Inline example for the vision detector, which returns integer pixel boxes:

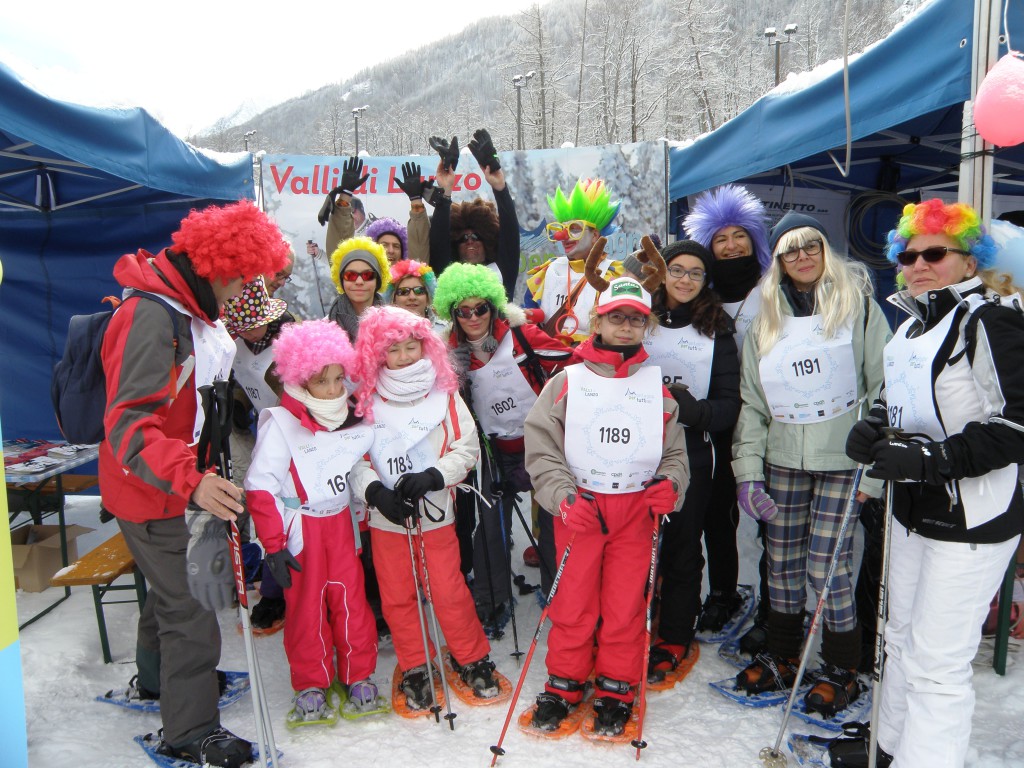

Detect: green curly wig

[547,178,621,235]
[432,262,508,320]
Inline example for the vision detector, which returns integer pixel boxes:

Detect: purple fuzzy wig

[682,185,772,273]
[352,305,458,421]
[365,217,408,259]
[272,319,356,387]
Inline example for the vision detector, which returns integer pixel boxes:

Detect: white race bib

[232,339,278,413]
[468,332,539,439]
[723,289,761,356]
[538,257,615,338]
[642,324,714,400]
[368,389,449,489]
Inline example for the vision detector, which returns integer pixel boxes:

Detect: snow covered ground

[15,496,1024,767]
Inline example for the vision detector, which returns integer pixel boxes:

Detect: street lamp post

[764,24,798,86]
[511,71,535,150]
[352,105,369,155]
[243,130,257,152]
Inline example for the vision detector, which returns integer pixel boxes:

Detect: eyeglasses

[603,311,647,328]
[453,303,491,319]
[342,269,377,283]
[895,245,970,266]
[395,286,427,297]
[545,220,594,242]
[271,273,292,285]
[778,239,823,263]
[667,265,706,282]
[457,232,481,244]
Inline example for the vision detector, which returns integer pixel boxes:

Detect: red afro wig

[171,201,290,282]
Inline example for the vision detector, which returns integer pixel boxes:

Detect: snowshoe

[99,671,249,713]
[803,664,863,718]
[787,722,893,767]
[794,672,872,731]
[285,686,339,729]
[478,601,512,640]
[709,654,808,707]
[149,726,255,768]
[443,647,512,705]
[517,687,592,739]
[339,678,390,719]
[249,596,285,635]
[696,585,756,644]
[646,641,701,691]
[580,697,640,743]
[392,662,446,718]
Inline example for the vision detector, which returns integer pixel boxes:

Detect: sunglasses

[778,239,823,263]
[342,269,377,283]
[545,220,594,242]
[457,232,482,244]
[453,303,491,319]
[895,245,970,266]
[395,286,427,297]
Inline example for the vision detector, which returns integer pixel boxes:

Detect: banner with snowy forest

[262,142,669,318]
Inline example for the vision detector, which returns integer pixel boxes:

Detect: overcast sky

[2,1,544,138]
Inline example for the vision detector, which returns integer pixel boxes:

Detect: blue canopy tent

[0,61,255,440]
[668,0,1024,230]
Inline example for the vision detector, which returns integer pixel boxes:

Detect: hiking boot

[250,597,285,630]
[532,691,570,731]
[400,665,433,710]
[162,726,253,768]
[736,652,799,694]
[292,687,330,721]
[592,696,632,736]
[126,674,160,701]
[346,679,380,713]
[804,664,862,718]
[647,642,688,684]
[697,590,744,633]
[738,618,769,658]
[452,653,500,698]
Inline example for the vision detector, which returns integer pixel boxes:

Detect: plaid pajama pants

[764,464,860,633]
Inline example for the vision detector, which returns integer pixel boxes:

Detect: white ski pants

[877,520,1019,768]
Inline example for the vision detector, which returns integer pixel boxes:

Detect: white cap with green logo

[595,276,652,315]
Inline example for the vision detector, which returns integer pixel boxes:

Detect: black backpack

[51,292,178,444]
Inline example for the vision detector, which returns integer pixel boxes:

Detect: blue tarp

[0,61,255,440]
[669,0,1024,200]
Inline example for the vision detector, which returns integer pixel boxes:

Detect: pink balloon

[976,53,1024,147]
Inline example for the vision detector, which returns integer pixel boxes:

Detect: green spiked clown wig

[547,178,621,236]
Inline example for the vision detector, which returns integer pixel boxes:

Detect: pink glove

[737,481,779,522]
[558,493,601,533]
[643,478,678,515]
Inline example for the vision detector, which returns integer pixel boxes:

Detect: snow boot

[292,687,331,721]
[698,590,744,633]
[822,723,894,768]
[250,596,285,630]
[162,725,253,768]
[592,696,632,737]
[736,652,799,694]
[804,664,861,718]
[647,641,687,684]
[531,691,571,731]
[125,674,160,701]
[451,653,500,699]
[738,618,769,657]
[346,679,380,712]
[400,665,433,710]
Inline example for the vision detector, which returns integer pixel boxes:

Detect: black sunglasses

[457,232,481,244]
[453,303,491,319]
[895,246,970,266]
[395,286,427,297]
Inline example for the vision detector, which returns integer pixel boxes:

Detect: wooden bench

[51,531,147,663]
[7,473,99,524]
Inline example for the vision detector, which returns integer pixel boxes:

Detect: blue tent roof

[0,61,255,440]
[668,0,1023,200]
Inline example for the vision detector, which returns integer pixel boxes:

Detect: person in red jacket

[100,202,289,768]
[523,276,689,737]
[433,262,573,625]
[244,319,384,725]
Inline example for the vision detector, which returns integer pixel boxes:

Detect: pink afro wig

[170,201,290,282]
[272,319,356,387]
[886,198,997,268]
[352,305,458,420]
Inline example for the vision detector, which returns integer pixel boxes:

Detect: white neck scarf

[376,358,436,402]
[284,382,349,430]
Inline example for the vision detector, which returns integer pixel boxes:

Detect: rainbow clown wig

[683,184,773,273]
[330,236,391,295]
[352,306,458,420]
[547,178,621,236]
[432,262,508,320]
[886,199,998,269]
[384,260,437,303]
[272,319,356,387]
[366,217,408,259]
[171,201,290,282]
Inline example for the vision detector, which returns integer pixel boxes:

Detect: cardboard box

[10,524,93,592]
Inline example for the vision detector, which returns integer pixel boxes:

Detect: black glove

[667,383,704,428]
[366,481,417,525]
[317,193,335,226]
[845,401,887,463]
[265,548,302,590]
[396,468,445,501]
[468,128,500,171]
[866,437,952,484]
[339,156,369,195]
[429,135,460,171]
[395,162,428,200]
[185,511,235,612]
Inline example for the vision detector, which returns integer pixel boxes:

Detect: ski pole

[403,519,443,725]
[759,466,864,768]
[867,477,894,768]
[414,512,458,730]
[489,530,577,766]
[509,493,554,587]
[633,509,664,759]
